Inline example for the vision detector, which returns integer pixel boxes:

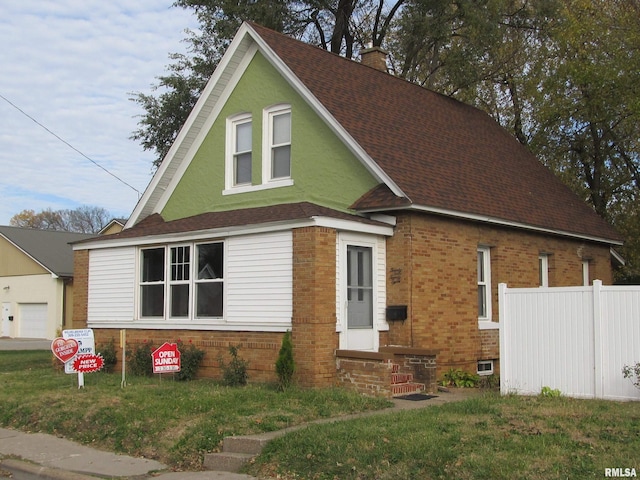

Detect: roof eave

[356,204,623,246]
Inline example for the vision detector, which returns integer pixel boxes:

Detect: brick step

[391,372,414,384]
[391,382,425,396]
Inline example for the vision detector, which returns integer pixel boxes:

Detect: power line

[0,93,142,196]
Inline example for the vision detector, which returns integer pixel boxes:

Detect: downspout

[409,214,414,347]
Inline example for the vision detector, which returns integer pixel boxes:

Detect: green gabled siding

[161,51,379,221]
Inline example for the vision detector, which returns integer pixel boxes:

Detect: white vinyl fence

[499,280,640,401]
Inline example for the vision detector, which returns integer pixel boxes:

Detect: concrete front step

[223,435,271,455]
[203,451,255,472]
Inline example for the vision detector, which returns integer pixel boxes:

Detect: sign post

[63,329,95,388]
[151,342,181,375]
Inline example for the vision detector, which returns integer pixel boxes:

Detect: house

[98,218,127,235]
[0,226,94,339]
[72,23,622,394]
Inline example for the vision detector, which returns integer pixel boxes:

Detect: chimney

[360,45,388,73]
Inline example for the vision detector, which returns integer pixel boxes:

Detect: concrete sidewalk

[0,389,482,479]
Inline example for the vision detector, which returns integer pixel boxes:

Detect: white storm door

[345,245,374,350]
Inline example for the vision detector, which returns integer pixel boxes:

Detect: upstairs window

[226,113,252,189]
[264,105,291,181]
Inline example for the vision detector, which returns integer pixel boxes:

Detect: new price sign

[152,342,181,374]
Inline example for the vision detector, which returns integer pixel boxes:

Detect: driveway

[0,338,51,350]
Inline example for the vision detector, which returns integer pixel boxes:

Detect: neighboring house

[72,23,622,392]
[98,218,127,235]
[0,226,94,339]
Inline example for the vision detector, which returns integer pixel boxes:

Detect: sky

[0,1,199,225]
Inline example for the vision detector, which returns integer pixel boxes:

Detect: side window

[263,105,291,181]
[539,254,549,287]
[477,247,492,321]
[140,247,165,318]
[226,113,252,189]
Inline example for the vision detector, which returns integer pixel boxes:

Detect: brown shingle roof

[249,23,621,243]
[83,202,387,242]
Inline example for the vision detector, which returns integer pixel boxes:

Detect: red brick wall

[385,212,614,376]
[291,226,339,387]
[93,328,283,382]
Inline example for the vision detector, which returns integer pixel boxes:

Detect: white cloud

[0,0,198,224]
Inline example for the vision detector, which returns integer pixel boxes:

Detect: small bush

[622,362,640,390]
[219,345,248,386]
[98,338,118,373]
[275,331,295,391]
[440,368,480,388]
[128,341,154,377]
[175,339,205,381]
[540,386,562,397]
[478,374,500,389]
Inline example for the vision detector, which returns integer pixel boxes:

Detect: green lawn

[0,350,390,470]
[2,350,639,478]
[246,392,640,479]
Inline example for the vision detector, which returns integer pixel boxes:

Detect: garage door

[19,303,48,338]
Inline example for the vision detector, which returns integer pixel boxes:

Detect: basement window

[477,360,494,376]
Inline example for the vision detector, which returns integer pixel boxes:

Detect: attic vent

[360,45,388,72]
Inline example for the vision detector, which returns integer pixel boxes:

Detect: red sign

[152,342,181,374]
[51,337,79,363]
[72,354,104,373]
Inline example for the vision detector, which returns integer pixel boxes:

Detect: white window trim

[225,112,252,191]
[477,360,494,376]
[137,242,225,322]
[539,253,549,287]
[168,244,192,319]
[582,260,590,286]
[477,246,493,324]
[262,104,292,184]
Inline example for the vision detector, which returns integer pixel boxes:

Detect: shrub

[622,362,640,390]
[219,345,248,386]
[440,368,480,388]
[540,386,562,397]
[275,331,295,391]
[98,338,118,373]
[174,339,205,381]
[127,341,154,377]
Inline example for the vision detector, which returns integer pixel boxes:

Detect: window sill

[223,178,293,195]
[478,321,500,330]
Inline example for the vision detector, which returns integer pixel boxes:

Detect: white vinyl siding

[88,247,136,323]
[226,231,292,324]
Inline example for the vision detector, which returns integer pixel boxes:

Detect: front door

[2,303,11,337]
[345,245,375,350]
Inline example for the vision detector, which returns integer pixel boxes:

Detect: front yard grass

[0,350,390,470]
[246,393,640,479]
[3,350,640,478]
